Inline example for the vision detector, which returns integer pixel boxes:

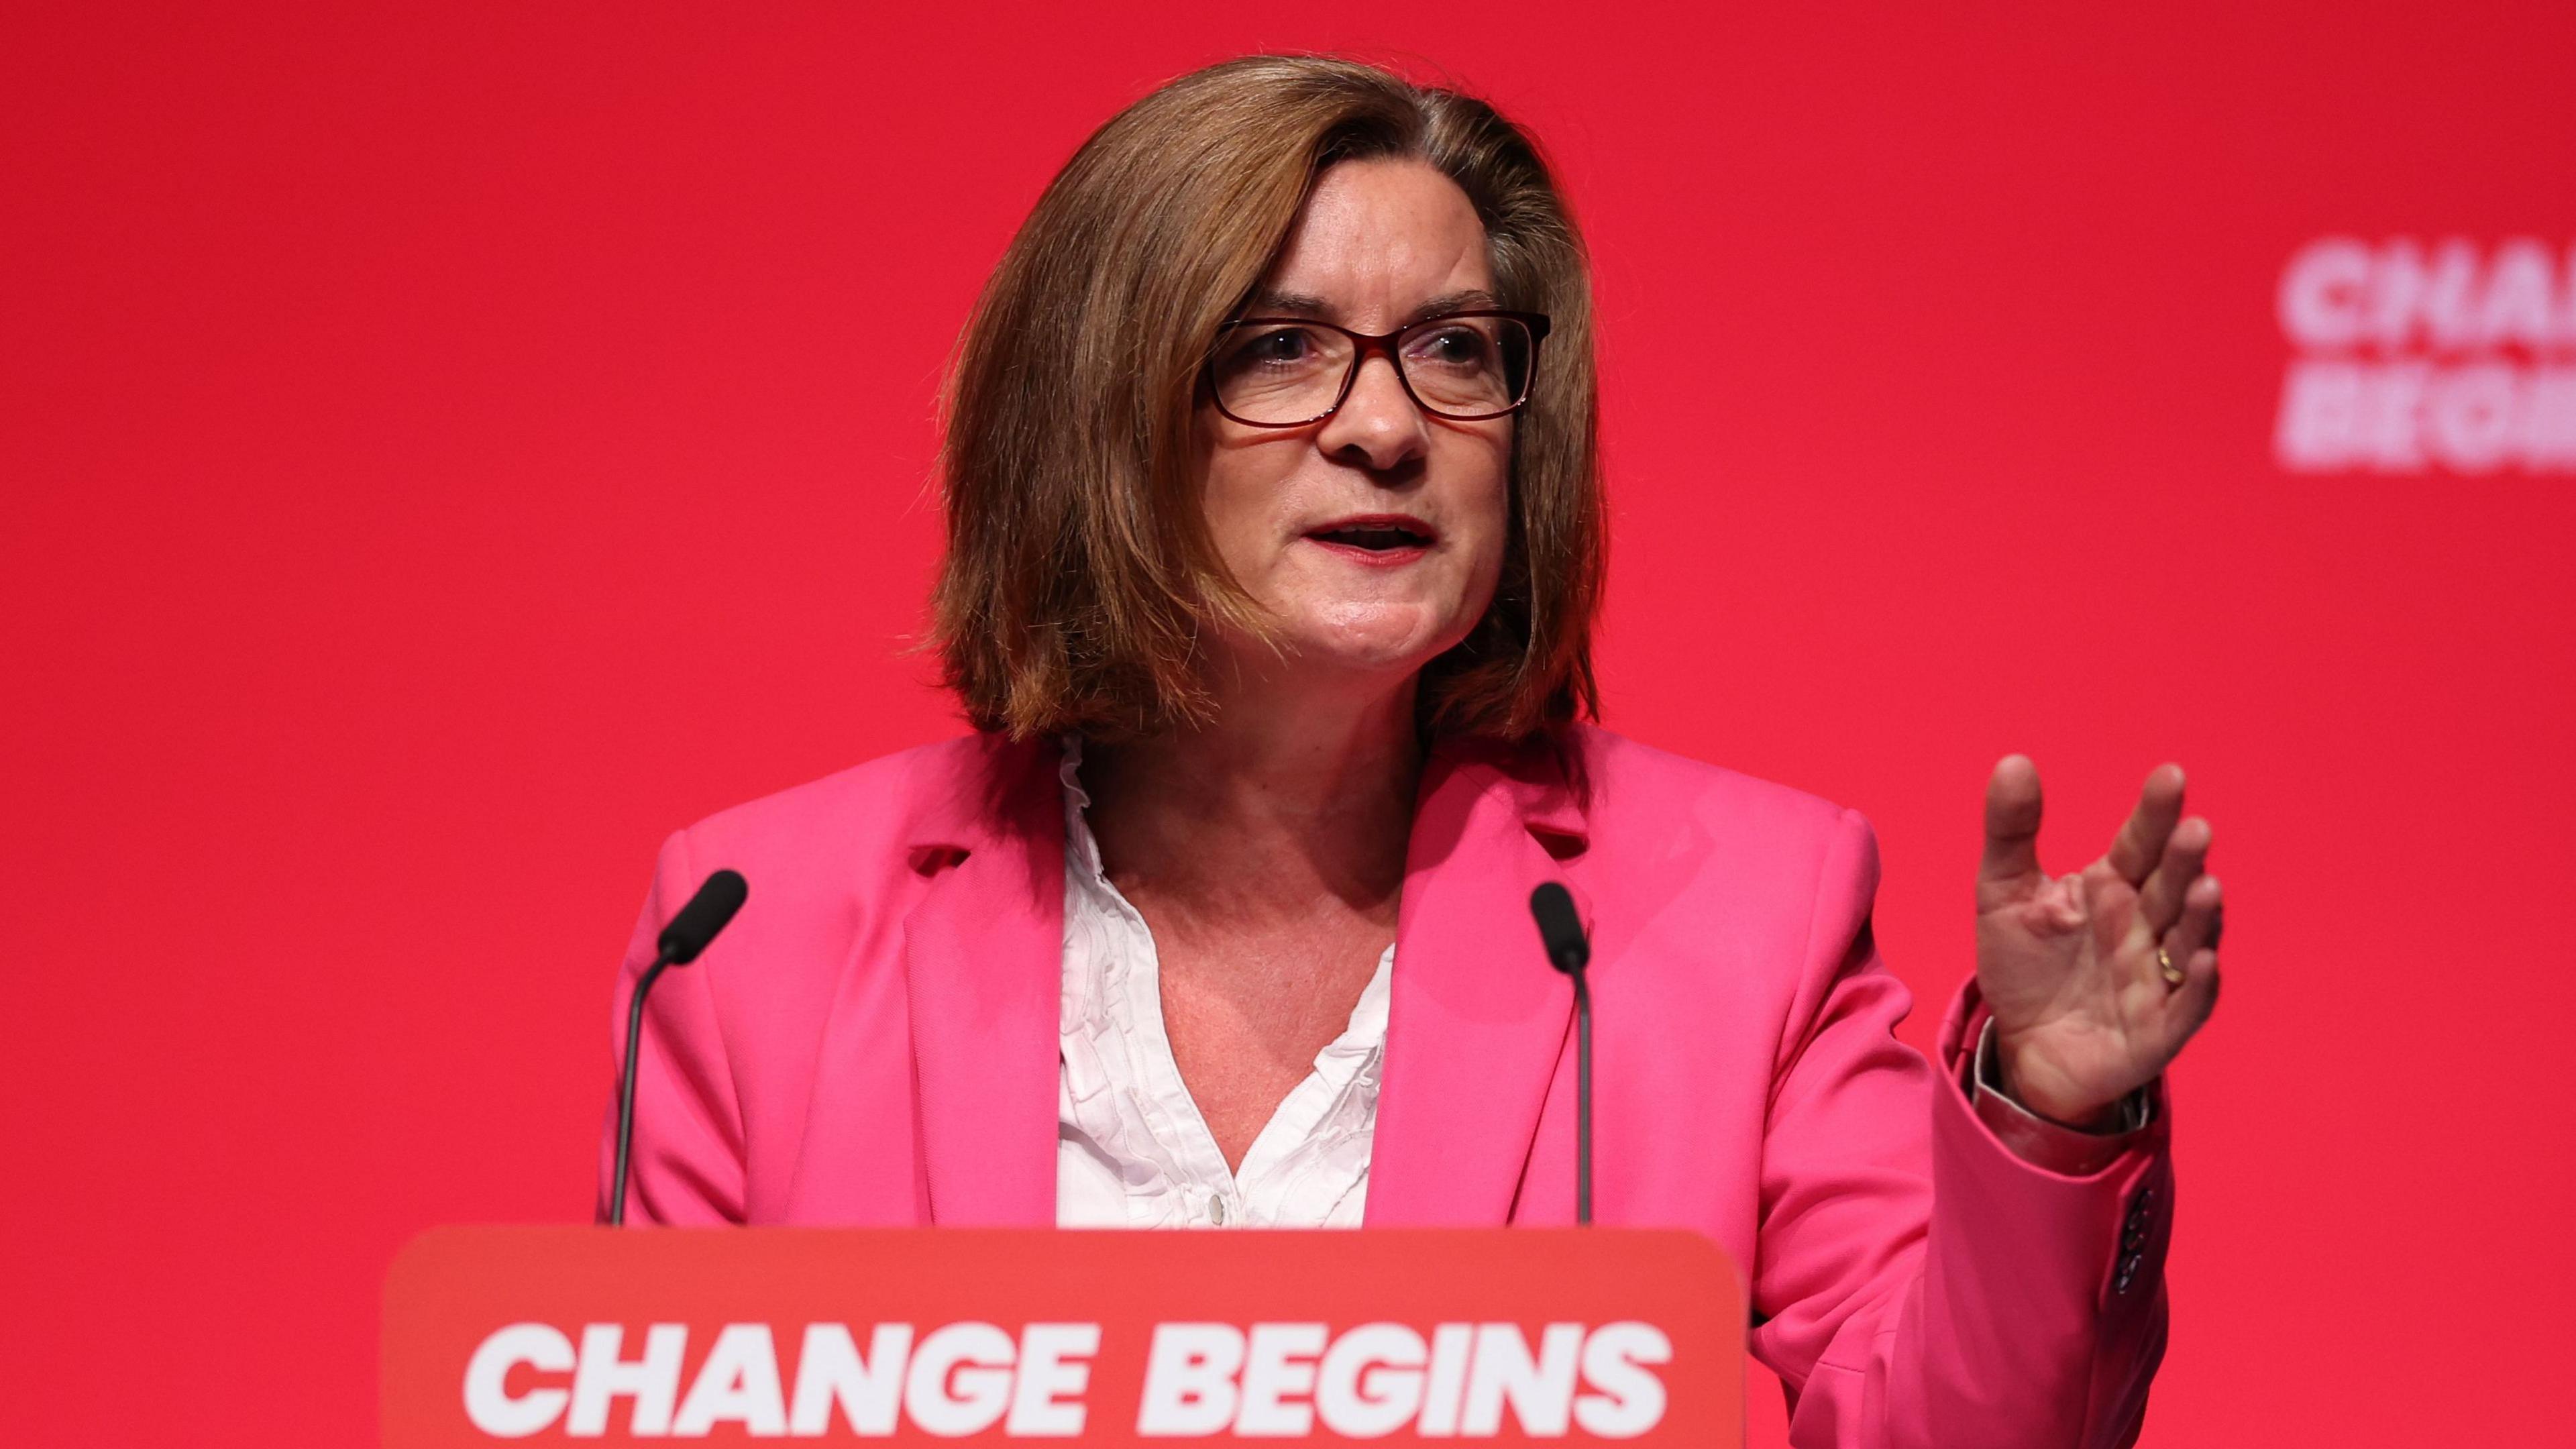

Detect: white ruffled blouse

[1054,737,1391,1228]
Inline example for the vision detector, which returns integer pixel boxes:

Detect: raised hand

[1973,756,2224,1129]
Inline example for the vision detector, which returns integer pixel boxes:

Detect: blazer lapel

[1367,737,1593,1226]
[900,735,1063,1226]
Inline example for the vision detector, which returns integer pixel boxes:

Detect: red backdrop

[6,3,2572,1444]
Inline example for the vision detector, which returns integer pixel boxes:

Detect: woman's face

[1195,158,1512,692]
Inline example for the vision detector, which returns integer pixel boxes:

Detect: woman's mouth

[1302,515,1438,561]
[1311,525,1431,549]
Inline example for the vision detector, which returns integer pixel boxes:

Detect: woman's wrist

[1986,1025,2129,1134]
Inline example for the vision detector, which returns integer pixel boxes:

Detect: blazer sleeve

[594,828,749,1225]
[1748,809,2172,1448]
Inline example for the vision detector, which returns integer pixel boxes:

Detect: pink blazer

[602,725,2169,1448]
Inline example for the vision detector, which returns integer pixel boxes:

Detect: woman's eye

[1238,328,1312,365]
[1409,327,1493,368]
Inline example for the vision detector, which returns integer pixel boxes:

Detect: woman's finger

[2149,874,2224,1051]
[2159,873,2221,958]
[2155,874,2222,984]
[2104,763,2186,884]
[2136,816,2212,936]
[1978,755,2047,910]
[2161,943,2222,1047]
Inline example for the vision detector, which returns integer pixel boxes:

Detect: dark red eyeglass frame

[1202,309,1554,427]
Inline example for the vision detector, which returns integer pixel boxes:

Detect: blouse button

[1209,1196,1228,1226]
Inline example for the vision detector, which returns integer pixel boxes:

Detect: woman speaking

[603,56,2223,1447]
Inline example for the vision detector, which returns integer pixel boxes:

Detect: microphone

[610,867,748,1226]
[1528,882,1594,1226]
[657,867,748,965]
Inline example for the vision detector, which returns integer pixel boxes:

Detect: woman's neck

[1079,663,1426,928]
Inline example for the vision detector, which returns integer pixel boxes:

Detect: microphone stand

[1570,958,1593,1226]
[1528,882,1595,1226]
[608,867,747,1226]
[609,952,678,1228]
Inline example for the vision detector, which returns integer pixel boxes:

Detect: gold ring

[2157,945,2186,989]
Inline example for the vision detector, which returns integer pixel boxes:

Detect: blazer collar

[900,733,1063,1226]
[1365,733,1593,1225]
[896,728,1593,1227]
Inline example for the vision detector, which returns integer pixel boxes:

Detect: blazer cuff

[1945,983,2163,1181]
[1964,1017,2155,1177]
[1931,978,2174,1440]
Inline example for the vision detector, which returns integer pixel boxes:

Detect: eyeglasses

[1203,310,1552,427]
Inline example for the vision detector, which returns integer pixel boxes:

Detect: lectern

[384,1227,1742,1444]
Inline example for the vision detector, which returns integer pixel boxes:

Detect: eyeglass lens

[1209,316,1535,425]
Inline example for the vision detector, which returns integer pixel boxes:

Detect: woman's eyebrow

[1407,289,1499,322]
[1240,288,1503,324]
[1244,289,1332,317]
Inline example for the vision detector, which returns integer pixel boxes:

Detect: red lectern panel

[383,1227,1742,1445]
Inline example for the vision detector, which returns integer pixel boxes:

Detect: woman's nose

[1315,354,1431,474]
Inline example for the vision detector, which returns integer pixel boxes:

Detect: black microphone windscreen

[657,868,748,965]
[1529,881,1590,973]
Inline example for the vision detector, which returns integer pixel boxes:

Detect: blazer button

[2113,1266,2135,1294]
[2123,1222,2148,1252]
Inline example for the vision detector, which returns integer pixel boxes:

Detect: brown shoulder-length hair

[930,55,1603,743]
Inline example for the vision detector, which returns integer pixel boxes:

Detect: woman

[602,56,2222,1446]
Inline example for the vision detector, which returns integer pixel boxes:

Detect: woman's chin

[1271,612,1468,680]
